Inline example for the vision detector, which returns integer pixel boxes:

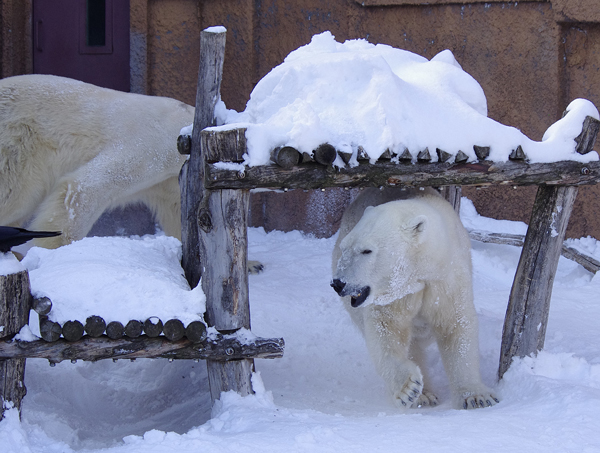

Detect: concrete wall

[2,0,600,238]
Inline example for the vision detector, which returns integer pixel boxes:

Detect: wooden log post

[498,186,577,379]
[181,27,228,290]
[180,27,255,403]
[498,116,599,379]
[0,269,32,420]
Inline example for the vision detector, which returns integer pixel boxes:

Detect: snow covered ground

[2,197,600,452]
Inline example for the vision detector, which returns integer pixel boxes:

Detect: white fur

[0,75,193,247]
[332,187,499,409]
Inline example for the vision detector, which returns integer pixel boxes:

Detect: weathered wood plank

[560,244,600,274]
[0,335,284,362]
[498,185,578,379]
[204,159,600,190]
[0,270,32,420]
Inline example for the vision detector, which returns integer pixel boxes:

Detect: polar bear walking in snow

[331,187,499,409]
[0,74,193,248]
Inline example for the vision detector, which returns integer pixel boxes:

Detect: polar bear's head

[332,200,442,308]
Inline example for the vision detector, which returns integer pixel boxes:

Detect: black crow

[0,227,61,254]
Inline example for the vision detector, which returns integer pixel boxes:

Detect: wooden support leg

[199,189,255,402]
[0,269,32,420]
[498,185,577,379]
[206,359,254,402]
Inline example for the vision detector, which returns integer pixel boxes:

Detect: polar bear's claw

[247,260,264,274]
[413,390,439,408]
[394,376,424,408]
[462,393,500,410]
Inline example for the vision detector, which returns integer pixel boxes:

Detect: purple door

[33,0,130,92]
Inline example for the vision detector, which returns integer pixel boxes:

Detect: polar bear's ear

[407,215,427,235]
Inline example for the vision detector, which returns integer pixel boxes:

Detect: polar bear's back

[0,74,194,227]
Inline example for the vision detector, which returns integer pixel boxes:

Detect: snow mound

[210,31,598,166]
[21,235,205,327]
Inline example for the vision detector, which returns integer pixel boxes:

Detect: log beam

[468,229,600,274]
[204,158,600,191]
[0,335,284,363]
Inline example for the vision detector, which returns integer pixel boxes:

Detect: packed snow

[2,198,600,452]
[205,31,600,166]
[20,235,205,327]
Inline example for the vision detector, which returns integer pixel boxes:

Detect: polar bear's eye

[361,249,372,255]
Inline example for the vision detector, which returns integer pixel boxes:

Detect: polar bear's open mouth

[331,279,371,307]
[350,286,370,308]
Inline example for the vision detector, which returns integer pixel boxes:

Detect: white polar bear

[331,187,499,410]
[0,74,193,248]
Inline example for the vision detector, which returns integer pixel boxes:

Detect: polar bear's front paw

[393,375,424,408]
[461,391,500,410]
[247,260,264,274]
[412,389,439,408]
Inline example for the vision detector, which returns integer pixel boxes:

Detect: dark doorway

[33,0,130,91]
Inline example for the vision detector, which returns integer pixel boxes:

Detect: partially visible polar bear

[331,187,499,410]
[0,74,193,248]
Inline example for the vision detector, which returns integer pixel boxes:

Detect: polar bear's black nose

[331,279,346,295]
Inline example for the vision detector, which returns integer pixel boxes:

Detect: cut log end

[32,297,52,316]
[398,148,412,162]
[338,150,353,164]
[509,145,526,161]
[313,144,337,166]
[163,319,185,341]
[106,321,125,340]
[144,317,164,337]
[185,320,208,343]
[379,149,393,161]
[436,148,453,163]
[473,145,490,160]
[62,320,84,342]
[177,134,192,155]
[575,116,600,155]
[417,148,431,162]
[357,146,369,161]
[455,150,469,163]
[271,146,300,169]
[124,320,143,338]
[84,315,106,338]
[39,318,62,342]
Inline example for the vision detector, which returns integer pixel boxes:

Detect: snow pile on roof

[215,31,599,166]
[20,235,205,326]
